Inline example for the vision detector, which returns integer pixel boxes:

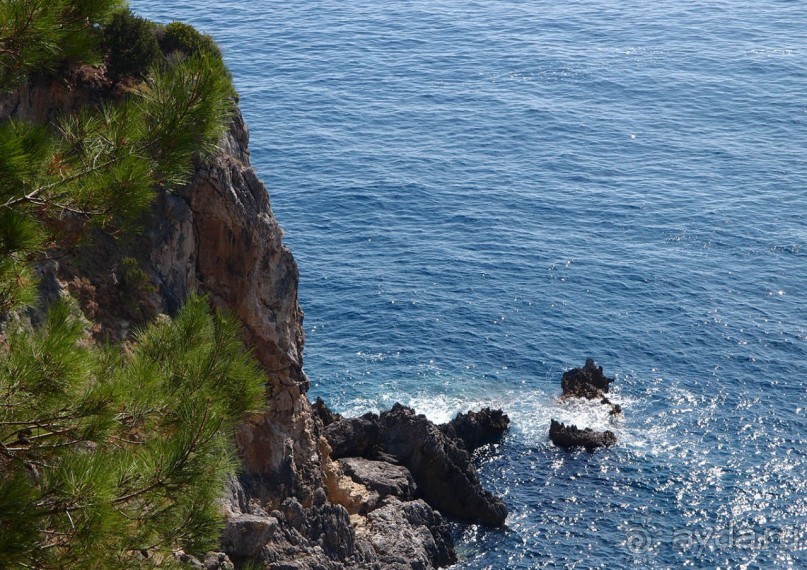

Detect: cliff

[4,74,505,568]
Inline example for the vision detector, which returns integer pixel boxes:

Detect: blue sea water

[133,1,807,567]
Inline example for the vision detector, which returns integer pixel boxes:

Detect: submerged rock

[549,419,616,451]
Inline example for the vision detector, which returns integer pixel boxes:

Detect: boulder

[549,419,616,451]
[355,497,456,569]
[561,358,613,399]
[221,514,280,558]
[338,457,417,500]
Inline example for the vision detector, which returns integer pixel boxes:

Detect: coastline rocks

[439,407,510,452]
[549,419,616,451]
[338,458,417,501]
[9,83,491,568]
[561,357,613,400]
[551,359,622,450]
[356,497,456,569]
[325,403,508,526]
[222,480,455,569]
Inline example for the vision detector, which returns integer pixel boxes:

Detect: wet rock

[338,457,417,500]
[439,407,510,452]
[561,358,613,399]
[600,397,623,416]
[549,419,616,451]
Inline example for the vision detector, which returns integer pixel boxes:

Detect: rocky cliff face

[2,75,323,506]
[6,77,506,568]
[152,110,323,505]
[59,111,323,506]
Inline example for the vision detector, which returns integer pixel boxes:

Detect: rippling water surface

[134,1,807,566]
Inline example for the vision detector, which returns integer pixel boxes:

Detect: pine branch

[112,399,212,506]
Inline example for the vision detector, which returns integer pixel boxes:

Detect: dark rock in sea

[339,457,417,500]
[313,396,343,427]
[325,403,508,526]
[326,411,384,459]
[561,357,613,400]
[549,419,616,451]
[439,407,510,452]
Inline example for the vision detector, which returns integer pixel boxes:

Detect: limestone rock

[355,498,456,569]
[338,458,417,501]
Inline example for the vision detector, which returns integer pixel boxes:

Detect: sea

[132,1,807,567]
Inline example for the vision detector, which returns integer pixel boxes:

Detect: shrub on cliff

[103,9,161,81]
[0,0,125,89]
[0,40,233,313]
[0,295,265,567]
[161,21,222,58]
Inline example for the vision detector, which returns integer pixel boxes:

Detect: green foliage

[118,257,157,320]
[0,25,235,313]
[0,295,265,567]
[0,0,125,89]
[0,2,255,566]
[103,9,161,82]
[161,21,222,59]
[137,52,236,185]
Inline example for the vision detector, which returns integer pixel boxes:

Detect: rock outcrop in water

[561,357,613,399]
[325,403,509,526]
[551,359,621,450]
[439,407,510,452]
[549,419,616,451]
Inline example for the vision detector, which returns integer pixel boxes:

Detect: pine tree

[0,0,126,89]
[0,295,265,567]
[0,1,266,566]
[0,0,235,312]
